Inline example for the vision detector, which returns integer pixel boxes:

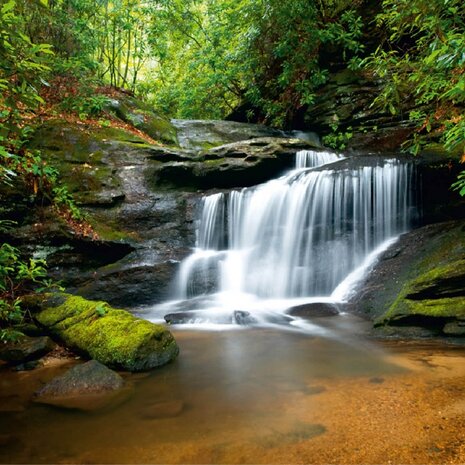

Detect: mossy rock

[377,259,465,326]
[34,294,179,371]
[29,120,160,206]
[355,220,465,336]
[106,97,178,146]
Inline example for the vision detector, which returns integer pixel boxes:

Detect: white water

[149,149,416,329]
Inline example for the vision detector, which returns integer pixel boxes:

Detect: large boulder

[150,137,320,189]
[351,220,465,336]
[5,121,197,308]
[33,293,179,371]
[30,120,153,207]
[34,360,127,410]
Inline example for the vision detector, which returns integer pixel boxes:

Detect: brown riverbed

[1,316,465,464]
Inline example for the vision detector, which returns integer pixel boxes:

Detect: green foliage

[52,185,82,220]
[362,0,465,193]
[60,94,110,120]
[0,0,84,219]
[0,242,57,342]
[322,126,354,151]
[95,303,108,317]
[452,171,465,197]
[146,0,364,126]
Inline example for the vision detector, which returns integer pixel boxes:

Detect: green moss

[420,142,463,161]
[203,158,227,166]
[373,222,465,331]
[35,294,179,371]
[87,216,139,242]
[106,97,178,146]
[378,258,465,325]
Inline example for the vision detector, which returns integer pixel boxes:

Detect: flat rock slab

[34,360,127,411]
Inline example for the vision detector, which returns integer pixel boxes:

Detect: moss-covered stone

[106,97,178,146]
[354,220,465,336]
[377,259,465,326]
[34,294,179,371]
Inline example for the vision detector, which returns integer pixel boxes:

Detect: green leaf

[1,0,15,15]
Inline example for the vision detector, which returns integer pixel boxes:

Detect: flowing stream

[147,149,417,328]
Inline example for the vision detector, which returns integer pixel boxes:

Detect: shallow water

[1,318,465,464]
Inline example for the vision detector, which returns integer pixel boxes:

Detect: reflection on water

[1,319,465,464]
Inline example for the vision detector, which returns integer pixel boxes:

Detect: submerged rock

[34,293,179,371]
[34,360,126,410]
[0,336,55,365]
[351,220,465,336]
[141,399,185,419]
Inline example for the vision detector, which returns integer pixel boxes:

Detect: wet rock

[164,311,231,325]
[164,310,258,325]
[164,312,198,324]
[34,360,126,410]
[76,260,179,307]
[233,310,257,325]
[443,320,465,336]
[150,138,319,189]
[369,377,385,384]
[29,121,145,206]
[172,119,284,151]
[13,360,41,371]
[286,303,340,318]
[302,68,417,151]
[35,293,179,372]
[141,400,185,419]
[351,220,465,336]
[0,336,55,365]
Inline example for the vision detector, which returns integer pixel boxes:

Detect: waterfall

[175,150,416,305]
[295,149,342,168]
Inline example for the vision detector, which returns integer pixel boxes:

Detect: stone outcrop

[1,120,197,307]
[171,119,285,151]
[350,220,465,337]
[150,137,319,189]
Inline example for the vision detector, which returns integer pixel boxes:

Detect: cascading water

[151,149,417,327]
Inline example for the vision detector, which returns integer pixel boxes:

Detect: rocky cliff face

[2,94,465,338]
[1,111,319,309]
